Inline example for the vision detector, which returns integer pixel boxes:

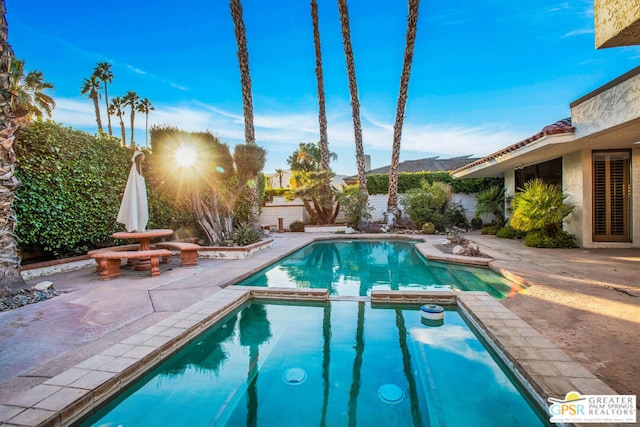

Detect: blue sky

[6,0,640,175]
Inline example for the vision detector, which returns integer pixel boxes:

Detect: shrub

[524,230,576,248]
[232,223,262,246]
[336,185,372,229]
[366,172,503,195]
[496,225,527,239]
[400,181,450,229]
[289,220,305,232]
[481,225,499,235]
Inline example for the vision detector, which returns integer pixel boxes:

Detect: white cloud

[561,28,594,38]
[50,97,526,173]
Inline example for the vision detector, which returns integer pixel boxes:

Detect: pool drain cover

[378,384,404,404]
[283,367,307,385]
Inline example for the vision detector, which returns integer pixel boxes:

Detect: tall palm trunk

[104,84,112,136]
[0,1,26,293]
[129,108,135,148]
[144,111,149,148]
[311,0,329,172]
[230,0,260,224]
[92,93,103,133]
[312,0,337,223]
[118,112,126,145]
[337,0,367,198]
[230,0,256,145]
[387,0,420,227]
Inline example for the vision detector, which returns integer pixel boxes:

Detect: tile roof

[452,118,574,175]
[344,155,480,182]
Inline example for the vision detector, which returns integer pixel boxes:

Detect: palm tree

[94,62,113,136]
[109,96,126,145]
[80,75,103,133]
[8,58,55,123]
[0,0,27,293]
[274,168,284,188]
[229,0,255,146]
[230,0,260,224]
[387,0,420,227]
[337,0,368,202]
[311,0,330,172]
[136,98,154,148]
[123,91,139,147]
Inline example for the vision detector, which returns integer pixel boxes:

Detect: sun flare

[174,145,197,168]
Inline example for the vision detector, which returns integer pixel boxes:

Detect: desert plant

[289,220,305,232]
[475,185,506,226]
[510,179,574,237]
[232,223,262,246]
[481,225,499,235]
[421,222,435,234]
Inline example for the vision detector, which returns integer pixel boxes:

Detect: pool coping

[0,285,616,427]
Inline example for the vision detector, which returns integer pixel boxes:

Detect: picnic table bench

[155,242,201,266]
[88,244,142,271]
[90,249,171,280]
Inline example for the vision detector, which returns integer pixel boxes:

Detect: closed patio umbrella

[116,150,148,232]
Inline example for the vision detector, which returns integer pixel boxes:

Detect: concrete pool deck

[0,232,638,425]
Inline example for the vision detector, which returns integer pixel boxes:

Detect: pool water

[81,301,547,427]
[237,240,522,298]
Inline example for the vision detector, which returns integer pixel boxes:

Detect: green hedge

[14,121,190,258]
[366,172,502,195]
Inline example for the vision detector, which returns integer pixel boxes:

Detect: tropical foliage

[109,96,127,144]
[474,185,506,226]
[510,179,574,236]
[81,74,102,132]
[286,142,340,225]
[9,58,55,122]
[94,62,113,136]
[123,90,140,146]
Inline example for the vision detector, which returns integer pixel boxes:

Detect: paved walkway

[1,232,638,408]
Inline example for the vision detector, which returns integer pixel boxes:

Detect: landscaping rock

[452,245,466,255]
[345,227,356,234]
[34,281,53,291]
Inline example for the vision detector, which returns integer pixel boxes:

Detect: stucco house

[452,66,640,248]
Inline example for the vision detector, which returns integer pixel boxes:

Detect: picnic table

[112,229,174,270]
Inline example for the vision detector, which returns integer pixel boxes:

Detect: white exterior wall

[259,196,308,230]
[562,151,585,246]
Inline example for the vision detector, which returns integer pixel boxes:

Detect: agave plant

[510,179,574,237]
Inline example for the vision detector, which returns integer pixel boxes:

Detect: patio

[0,231,638,421]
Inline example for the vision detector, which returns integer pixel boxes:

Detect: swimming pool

[80,301,547,426]
[236,240,521,298]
